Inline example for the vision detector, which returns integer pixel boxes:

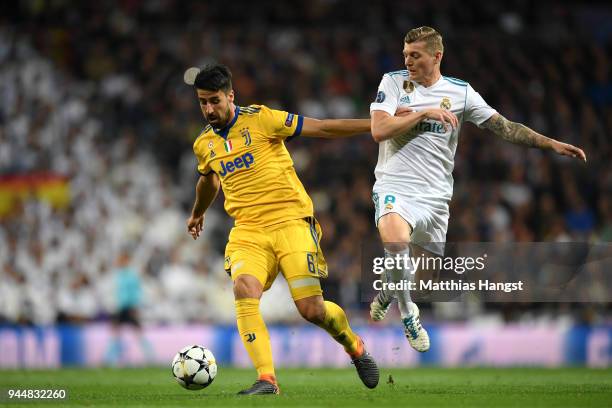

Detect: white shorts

[372,191,449,256]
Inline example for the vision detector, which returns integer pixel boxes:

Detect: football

[171,345,217,390]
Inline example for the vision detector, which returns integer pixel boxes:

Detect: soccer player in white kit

[368,27,586,352]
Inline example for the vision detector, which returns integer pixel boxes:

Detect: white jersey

[370,70,496,200]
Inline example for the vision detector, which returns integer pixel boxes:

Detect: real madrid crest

[440,97,451,110]
[208,141,214,149]
[403,80,415,93]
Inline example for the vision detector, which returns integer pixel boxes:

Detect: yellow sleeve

[193,135,212,176]
[258,105,303,141]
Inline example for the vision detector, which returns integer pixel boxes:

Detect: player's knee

[384,241,410,253]
[296,299,326,324]
[233,275,263,299]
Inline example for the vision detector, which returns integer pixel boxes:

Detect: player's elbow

[371,128,387,143]
[370,113,394,142]
[370,120,392,142]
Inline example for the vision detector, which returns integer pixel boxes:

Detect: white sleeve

[369,74,400,116]
[464,84,497,127]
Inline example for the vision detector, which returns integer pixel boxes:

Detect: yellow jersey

[193,105,313,227]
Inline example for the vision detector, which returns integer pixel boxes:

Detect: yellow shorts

[224,217,328,301]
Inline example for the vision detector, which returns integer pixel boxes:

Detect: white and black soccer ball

[172,345,217,390]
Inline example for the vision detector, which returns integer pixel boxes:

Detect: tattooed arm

[481,113,587,162]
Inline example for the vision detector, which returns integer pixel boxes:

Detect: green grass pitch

[1,367,611,407]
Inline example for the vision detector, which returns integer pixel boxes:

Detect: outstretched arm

[371,108,458,143]
[299,117,371,138]
[187,172,220,240]
[481,113,587,161]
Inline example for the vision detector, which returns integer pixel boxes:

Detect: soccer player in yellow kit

[185,63,379,395]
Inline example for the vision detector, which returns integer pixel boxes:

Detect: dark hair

[194,63,233,92]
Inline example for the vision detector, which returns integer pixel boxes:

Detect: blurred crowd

[0,0,610,326]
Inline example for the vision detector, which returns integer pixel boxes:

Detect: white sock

[385,247,415,318]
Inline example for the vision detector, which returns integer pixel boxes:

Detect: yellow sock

[317,301,362,358]
[235,298,276,382]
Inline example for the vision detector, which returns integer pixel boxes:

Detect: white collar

[411,75,444,92]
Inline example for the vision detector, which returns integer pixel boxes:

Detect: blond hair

[404,26,444,55]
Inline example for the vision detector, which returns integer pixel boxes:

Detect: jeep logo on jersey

[375,91,385,103]
[218,152,255,177]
